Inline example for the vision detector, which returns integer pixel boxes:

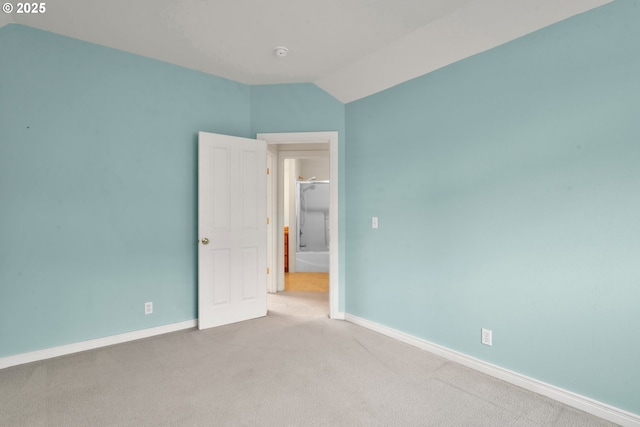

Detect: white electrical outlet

[144,302,153,315]
[372,216,378,229]
[481,328,492,346]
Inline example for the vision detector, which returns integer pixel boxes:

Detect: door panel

[241,247,258,300]
[212,249,230,306]
[198,131,267,329]
[212,147,230,229]
[242,150,259,227]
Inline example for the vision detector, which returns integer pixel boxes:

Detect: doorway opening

[284,158,329,294]
[258,132,339,319]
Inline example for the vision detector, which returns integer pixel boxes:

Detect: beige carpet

[0,292,615,426]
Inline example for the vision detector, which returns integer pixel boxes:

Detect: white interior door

[198,131,267,329]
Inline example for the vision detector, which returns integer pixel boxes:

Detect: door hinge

[266,217,270,225]
[266,267,270,274]
[266,168,270,175]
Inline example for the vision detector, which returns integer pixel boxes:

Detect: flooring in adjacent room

[0,291,615,426]
[284,272,329,292]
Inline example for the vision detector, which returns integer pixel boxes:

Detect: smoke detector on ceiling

[273,46,289,58]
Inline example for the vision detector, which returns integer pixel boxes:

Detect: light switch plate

[372,217,378,229]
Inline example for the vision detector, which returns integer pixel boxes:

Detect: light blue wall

[250,84,346,311]
[345,0,640,414]
[0,25,251,357]
[0,26,346,359]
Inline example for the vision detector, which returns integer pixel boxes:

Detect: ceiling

[3,0,612,103]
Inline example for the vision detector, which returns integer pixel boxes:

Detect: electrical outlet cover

[481,328,492,346]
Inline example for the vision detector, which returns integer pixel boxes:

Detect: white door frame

[257,132,340,319]
[266,148,276,297]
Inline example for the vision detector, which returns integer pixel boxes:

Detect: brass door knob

[201,237,210,245]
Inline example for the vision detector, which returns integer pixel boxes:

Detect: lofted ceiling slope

[4,0,613,103]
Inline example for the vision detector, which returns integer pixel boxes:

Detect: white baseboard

[331,311,346,320]
[345,313,640,427]
[0,320,197,370]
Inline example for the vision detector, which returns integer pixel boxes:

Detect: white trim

[266,148,276,293]
[345,314,640,427]
[0,320,197,370]
[257,132,340,320]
